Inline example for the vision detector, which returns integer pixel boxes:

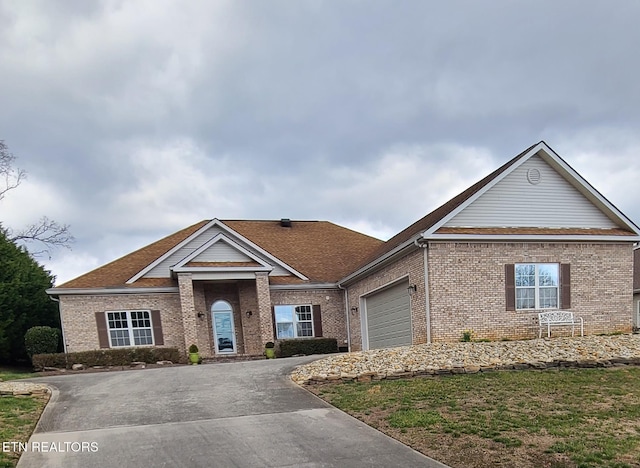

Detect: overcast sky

[1,0,640,285]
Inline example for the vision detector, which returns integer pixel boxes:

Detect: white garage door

[365,280,412,350]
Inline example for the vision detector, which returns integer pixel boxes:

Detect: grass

[0,367,47,468]
[0,366,35,382]
[312,367,640,468]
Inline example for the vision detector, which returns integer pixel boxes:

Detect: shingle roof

[223,220,383,282]
[349,142,538,273]
[60,221,209,289]
[58,220,383,289]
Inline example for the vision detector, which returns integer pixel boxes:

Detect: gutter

[423,234,640,243]
[414,238,431,343]
[46,287,180,296]
[338,284,351,352]
[48,295,68,354]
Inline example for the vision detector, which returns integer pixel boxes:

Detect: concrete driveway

[18,356,446,467]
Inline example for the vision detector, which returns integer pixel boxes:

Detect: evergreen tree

[0,228,59,363]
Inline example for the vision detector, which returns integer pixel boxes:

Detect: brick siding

[427,242,634,342]
[346,249,427,351]
[270,288,346,346]
[59,293,184,353]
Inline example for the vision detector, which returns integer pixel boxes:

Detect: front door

[212,300,236,354]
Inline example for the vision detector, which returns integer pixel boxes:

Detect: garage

[364,280,412,350]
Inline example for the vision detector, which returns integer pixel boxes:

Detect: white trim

[105,309,155,348]
[274,304,314,339]
[514,263,560,310]
[339,237,419,285]
[359,275,411,351]
[126,219,309,284]
[215,221,309,280]
[47,287,179,296]
[424,142,640,237]
[173,266,272,273]
[424,234,640,242]
[269,283,338,291]
[126,220,219,284]
[172,233,272,269]
[189,271,263,281]
[421,243,431,344]
[211,301,237,354]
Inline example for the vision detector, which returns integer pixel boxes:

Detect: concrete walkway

[18,356,446,468]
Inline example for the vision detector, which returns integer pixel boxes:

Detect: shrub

[265,341,275,348]
[24,326,60,358]
[188,344,199,353]
[277,338,338,358]
[31,347,182,370]
[461,330,473,342]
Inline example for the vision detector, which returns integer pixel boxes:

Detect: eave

[46,287,180,296]
[423,234,640,243]
[338,236,420,286]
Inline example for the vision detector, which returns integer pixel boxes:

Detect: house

[46,142,640,355]
[634,246,640,331]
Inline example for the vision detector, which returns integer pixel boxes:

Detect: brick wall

[346,249,426,351]
[59,293,183,353]
[427,242,634,342]
[270,288,346,346]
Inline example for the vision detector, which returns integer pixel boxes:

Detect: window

[515,264,559,310]
[107,310,154,347]
[274,305,314,339]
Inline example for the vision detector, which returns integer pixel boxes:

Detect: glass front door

[212,301,236,354]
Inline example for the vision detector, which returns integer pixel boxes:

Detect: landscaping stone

[0,381,49,395]
[72,363,84,371]
[291,334,640,385]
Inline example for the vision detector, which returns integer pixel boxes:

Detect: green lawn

[312,367,640,468]
[0,367,35,382]
[0,367,47,468]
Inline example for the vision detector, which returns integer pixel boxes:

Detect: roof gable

[177,234,262,265]
[443,153,619,229]
[130,219,307,282]
[55,219,383,290]
[341,141,640,284]
[429,142,640,236]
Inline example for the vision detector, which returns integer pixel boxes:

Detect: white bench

[538,311,584,338]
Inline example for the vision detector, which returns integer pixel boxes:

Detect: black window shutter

[150,310,164,345]
[560,264,571,309]
[95,312,110,348]
[312,305,323,337]
[505,264,516,311]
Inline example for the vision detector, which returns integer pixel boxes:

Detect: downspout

[338,283,351,352]
[49,295,68,353]
[414,238,431,343]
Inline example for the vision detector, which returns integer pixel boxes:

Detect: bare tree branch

[7,217,75,259]
[0,140,26,201]
[0,141,75,258]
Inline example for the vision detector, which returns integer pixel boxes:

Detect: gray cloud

[1,0,639,283]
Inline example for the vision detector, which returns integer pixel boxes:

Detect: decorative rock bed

[291,334,640,385]
[0,381,50,396]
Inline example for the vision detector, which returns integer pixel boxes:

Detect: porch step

[202,354,265,364]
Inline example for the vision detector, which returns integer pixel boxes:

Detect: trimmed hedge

[277,338,338,358]
[32,347,182,371]
[25,326,60,357]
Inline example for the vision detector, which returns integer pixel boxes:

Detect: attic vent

[527,168,541,185]
[280,218,292,227]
